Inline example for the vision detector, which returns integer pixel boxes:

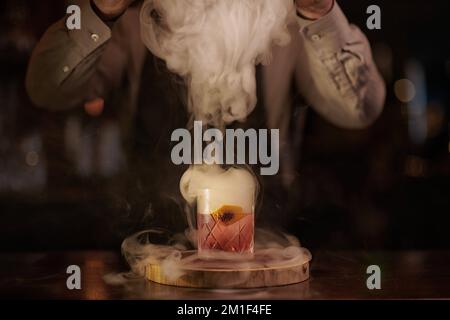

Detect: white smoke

[103,1,312,289]
[140,0,295,126]
[179,164,257,208]
[105,228,311,286]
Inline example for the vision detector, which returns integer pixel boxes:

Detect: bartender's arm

[25,0,135,110]
[294,0,386,129]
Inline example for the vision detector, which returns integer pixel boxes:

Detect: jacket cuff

[296,1,354,54]
[69,0,111,57]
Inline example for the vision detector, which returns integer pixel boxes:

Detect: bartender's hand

[295,0,334,20]
[92,0,136,20]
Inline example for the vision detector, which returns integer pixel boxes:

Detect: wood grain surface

[146,251,310,289]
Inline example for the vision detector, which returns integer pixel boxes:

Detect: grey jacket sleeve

[294,2,386,129]
[25,0,112,110]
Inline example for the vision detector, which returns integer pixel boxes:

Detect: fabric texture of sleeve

[295,1,386,129]
[26,0,112,109]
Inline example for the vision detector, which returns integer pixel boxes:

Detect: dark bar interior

[0,0,449,300]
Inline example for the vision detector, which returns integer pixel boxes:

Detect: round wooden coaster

[146,250,310,289]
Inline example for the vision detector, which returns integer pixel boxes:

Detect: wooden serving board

[146,250,310,289]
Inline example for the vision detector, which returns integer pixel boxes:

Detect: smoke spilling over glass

[197,188,255,256]
[180,165,257,257]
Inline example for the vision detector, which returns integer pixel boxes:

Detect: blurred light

[426,103,445,139]
[64,116,82,159]
[404,156,427,178]
[399,252,425,275]
[394,79,416,103]
[98,122,124,177]
[405,60,428,145]
[84,98,104,117]
[2,134,47,192]
[77,131,94,177]
[372,43,393,83]
[83,253,109,300]
[25,151,39,167]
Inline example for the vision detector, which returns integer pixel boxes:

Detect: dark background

[0,0,449,252]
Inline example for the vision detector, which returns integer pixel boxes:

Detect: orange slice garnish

[211,205,245,226]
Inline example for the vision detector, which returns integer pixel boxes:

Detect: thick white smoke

[140,0,295,126]
[105,228,311,287]
[179,164,257,208]
[103,1,312,289]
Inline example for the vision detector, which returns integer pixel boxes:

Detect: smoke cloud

[179,164,257,208]
[140,0,295,126]
[103,1,312,289]
[105,228,311,286]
